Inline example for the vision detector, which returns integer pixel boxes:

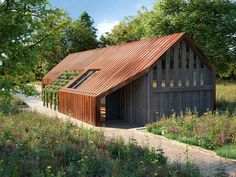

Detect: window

[69,69,98,89]
[151,40,210,90]
[152,65,157,88]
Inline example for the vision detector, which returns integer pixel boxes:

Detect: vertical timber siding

[103,39,214,126]
[54,36,215,127]
[107,74,149,125]
[150,89,213,121]
[59,90,97,125]
[150,40,214,122]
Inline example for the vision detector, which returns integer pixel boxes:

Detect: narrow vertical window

[186,46,190,86]
[152,65,157,88]
[181,41,187,87]
[189,48,194,87]
[170,48,174,87]
[178,43,182,87]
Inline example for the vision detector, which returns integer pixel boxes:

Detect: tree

[65,11,98,53]
[101,0,236,77]
[34,16,71,80]
[34,12,99,81]
[0,0,69,109]
[99,7,149,46]
[148,0,236,77]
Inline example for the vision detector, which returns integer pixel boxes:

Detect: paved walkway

[16,93,236,177]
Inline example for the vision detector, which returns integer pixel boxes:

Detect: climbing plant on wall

[43,71,79,110]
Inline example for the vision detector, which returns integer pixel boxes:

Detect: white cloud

[96,20,119,38]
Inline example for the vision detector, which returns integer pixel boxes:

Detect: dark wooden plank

[181,41,187,87]
[189,48,194,86]
[165,50,170,87]
[201,66,204,86]
[153,85,213,93]
[174,44,179,87]
[157,60,162,88]
[196,57,200,86]
[203,65,209,85]
[147,71,151,122]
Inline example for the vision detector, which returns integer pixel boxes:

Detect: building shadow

[103,120,143,129]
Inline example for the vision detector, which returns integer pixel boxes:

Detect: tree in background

[0,0,69,96]
[101,0,236,78]
[35,11,98,80]
[65,12,98,53]
[0,0,99,114]
[149,0,236,78]
[99,7,150,47]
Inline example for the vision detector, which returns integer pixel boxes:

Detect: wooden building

[42,32,216,126]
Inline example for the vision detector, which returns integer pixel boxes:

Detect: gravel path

[16,93,236,177]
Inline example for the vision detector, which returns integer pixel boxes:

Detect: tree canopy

[35,11,98,80]
[0,0,99,92]
[1,0,235,104]
[65,11,98,53]
[0,0,69,96]
[0,0,98,113]
[101,0,236,78]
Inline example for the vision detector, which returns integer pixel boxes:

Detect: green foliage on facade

[42,71,79,110]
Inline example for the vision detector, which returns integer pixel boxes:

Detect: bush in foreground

[147,112,236,159]
[147,80,236,159]
[0,111,200,177]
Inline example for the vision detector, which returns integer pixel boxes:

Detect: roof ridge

[69,32,186,55]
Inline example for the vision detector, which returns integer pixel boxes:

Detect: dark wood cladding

[150,89,213,121]
[59,90,97,125]
[105,74,149,125]
[42,33,216,127]
[101,39,215,126]
[119,74,149,125]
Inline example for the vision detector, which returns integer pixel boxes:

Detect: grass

[217,144,236,159]
[0,111,201,177]
[147,80,236,159]
[216,79,236,114]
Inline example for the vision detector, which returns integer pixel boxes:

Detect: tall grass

[0,111,200,177]
[147,80,236,159]
[216,80,236,114]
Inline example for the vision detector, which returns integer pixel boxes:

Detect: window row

[151,41,210,89]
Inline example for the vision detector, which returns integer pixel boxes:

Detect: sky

[50,0,155,37]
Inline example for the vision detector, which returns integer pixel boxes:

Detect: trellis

[42,71,79,110]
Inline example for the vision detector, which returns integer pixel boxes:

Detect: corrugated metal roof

[42,47,109,85]
[60,32,186,97]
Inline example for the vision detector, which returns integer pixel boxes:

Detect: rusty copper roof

[45,32,187,97]
[42,47,108,85]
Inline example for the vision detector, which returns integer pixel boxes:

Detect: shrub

[147,112,236,150]
[147,80,236,159]
[0,94,19,115]
[0,111,201,177]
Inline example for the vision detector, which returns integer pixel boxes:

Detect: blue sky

[50,0,155,37]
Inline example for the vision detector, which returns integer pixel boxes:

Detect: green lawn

[0,111,200,177]
[147,80,236,159]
